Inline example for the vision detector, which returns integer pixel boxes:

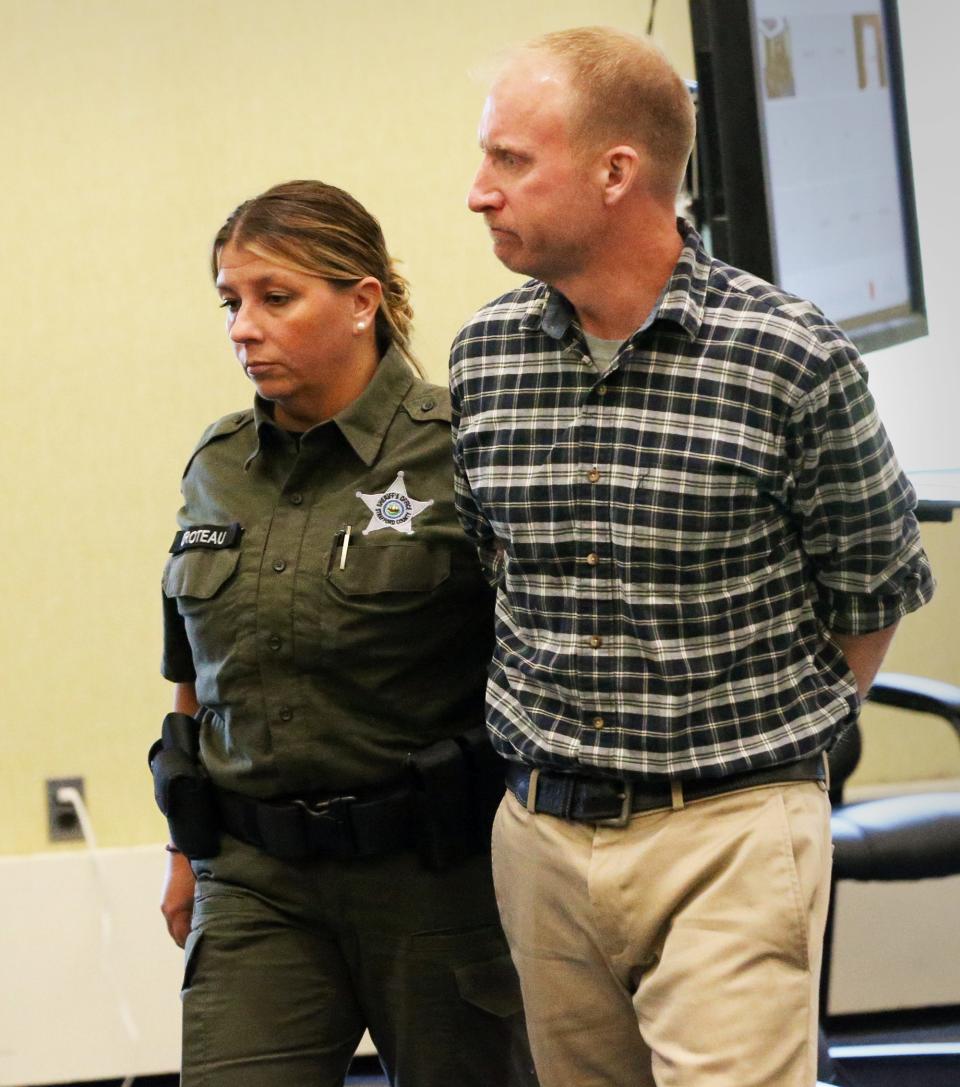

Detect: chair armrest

[868,672,960,741]
[832,793,960,880]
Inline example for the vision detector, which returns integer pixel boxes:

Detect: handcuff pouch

[406,726,505,871]
[148,712,221,859]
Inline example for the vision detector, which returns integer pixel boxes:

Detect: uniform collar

[334,347,415,466]
[521,218,709,345]
[246,346,415,469]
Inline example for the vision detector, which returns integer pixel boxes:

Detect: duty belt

[217,785,415,862]
[505,754,826,828]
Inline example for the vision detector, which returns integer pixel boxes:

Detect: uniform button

[588,635,603,649]
[279,706,293,721]
[587,467,601,483]
[289,493,303,505]
[268,635,282,651]
[272,559,287,573]
[585,552,599,566]
[420,397,436,412]
[592,715,605,730]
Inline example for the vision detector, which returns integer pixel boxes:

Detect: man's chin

[491,235,534,276]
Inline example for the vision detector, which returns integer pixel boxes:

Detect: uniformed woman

[156,180,534,1087]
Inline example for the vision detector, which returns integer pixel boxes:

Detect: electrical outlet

[46,777,85,842]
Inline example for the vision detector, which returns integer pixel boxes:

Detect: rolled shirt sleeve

[786,341,934,634]
[161,589,197,683]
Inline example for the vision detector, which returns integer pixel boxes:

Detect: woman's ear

[352,276,383,329]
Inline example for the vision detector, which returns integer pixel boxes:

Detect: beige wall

[0,1,954,855]
[854,522,960,787]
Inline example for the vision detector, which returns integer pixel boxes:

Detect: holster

[406,726,505,872]
[148,711,221,859]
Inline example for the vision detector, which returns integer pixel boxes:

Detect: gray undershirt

[582,330,624,373]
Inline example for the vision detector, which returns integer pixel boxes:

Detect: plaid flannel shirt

[450,221,934,780]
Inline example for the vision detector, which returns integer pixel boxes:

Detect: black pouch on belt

[148,711,221,859]
[406,726,505,872]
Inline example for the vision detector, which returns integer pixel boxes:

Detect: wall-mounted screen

[689,0,927,353]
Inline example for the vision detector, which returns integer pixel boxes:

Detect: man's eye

[219,298,240,313]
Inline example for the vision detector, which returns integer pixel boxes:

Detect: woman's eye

[265,293,291,306]
[218,298,240,313]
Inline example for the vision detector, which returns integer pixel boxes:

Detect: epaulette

[401,382,451,424]
[181,409,254,478]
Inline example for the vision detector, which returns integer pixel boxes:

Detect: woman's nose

[228,306,260,343]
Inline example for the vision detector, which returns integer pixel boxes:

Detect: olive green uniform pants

[182,833,536,1086]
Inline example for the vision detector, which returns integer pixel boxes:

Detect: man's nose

[467,162,503,214]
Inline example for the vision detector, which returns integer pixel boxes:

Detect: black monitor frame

[688,0,927,354]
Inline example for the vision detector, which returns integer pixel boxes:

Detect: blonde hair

[212,180,420,373]
[525,26,695,199]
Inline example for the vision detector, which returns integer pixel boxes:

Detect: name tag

[169,522,243,554]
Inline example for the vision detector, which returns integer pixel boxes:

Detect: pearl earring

[356,320,366,332]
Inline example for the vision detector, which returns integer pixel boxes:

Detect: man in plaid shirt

[450,26,933,1087]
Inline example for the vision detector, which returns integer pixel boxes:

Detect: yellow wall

[0,1,954,855]
[0,0,694,854]
[854,521,960,786]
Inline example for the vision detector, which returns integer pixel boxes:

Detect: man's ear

[601,146,642,206]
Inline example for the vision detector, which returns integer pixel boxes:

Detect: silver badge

[356,471,434,536]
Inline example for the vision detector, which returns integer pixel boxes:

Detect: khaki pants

[492,780,832,1087]
[182,833,536,1087]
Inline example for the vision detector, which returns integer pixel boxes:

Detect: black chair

[818,672,960,1082]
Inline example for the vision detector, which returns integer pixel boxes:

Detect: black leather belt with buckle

[505,754,826,827]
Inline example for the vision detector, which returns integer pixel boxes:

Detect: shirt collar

[655,218,711,340]
[246,346,415,469]
[521,218,710,345]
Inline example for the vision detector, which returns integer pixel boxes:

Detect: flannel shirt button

[592,715,605,729]
[585,552,599,566]
[588,635,603,649]
[587,467,601,483]
[597,384,608,396]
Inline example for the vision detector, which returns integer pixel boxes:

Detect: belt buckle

[593,781,634,828]
[295,794,357,819]
[294,794,358,855]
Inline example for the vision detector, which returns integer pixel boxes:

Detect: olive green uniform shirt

[162,349,494,799]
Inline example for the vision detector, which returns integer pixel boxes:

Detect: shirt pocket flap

[329,542,450,595]
[163,549,241,600]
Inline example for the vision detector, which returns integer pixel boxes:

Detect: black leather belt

[505,754,826,827]
[217,785,415,862]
